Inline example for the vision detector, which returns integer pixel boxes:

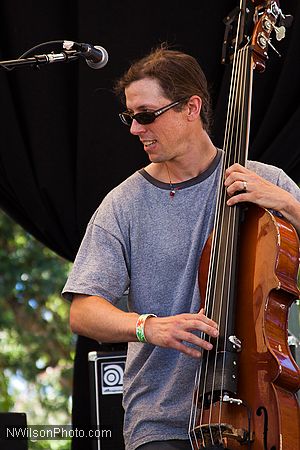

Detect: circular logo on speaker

[103,364,124,386]
[101,361,125,394]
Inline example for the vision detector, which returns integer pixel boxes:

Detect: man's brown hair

[114,46,212,133]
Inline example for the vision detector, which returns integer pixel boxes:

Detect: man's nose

[130,119,146,135]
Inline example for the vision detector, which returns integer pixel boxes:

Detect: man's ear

[186,96,202,122]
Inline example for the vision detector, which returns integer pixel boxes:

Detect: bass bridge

[193,422,253,447]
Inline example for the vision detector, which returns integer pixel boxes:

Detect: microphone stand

[0,49,80,70]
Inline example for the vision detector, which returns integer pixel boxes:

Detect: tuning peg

[273,25,286,41]
[267,39,281,57]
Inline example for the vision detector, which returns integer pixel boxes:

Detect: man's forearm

[70,294,139,342]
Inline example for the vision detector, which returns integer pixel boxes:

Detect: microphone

[63,41,109,69]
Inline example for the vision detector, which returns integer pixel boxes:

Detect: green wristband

[136,314,157,343]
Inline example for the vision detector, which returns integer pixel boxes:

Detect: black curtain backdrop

[0,1,299,448]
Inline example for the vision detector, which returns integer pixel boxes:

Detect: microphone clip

[63,40,108,69]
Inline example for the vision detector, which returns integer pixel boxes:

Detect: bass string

[216,47,250,441]
[187,55,239,442]
[188,42,243,448]
[205,47,248,447]
[189,0,253,441]
[188,44,252,448]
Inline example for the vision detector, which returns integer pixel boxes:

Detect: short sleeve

[62,198,131,305]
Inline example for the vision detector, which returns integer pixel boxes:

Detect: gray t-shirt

[62,150,300,449]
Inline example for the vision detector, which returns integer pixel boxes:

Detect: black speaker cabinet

[0,412,28,449]
[88,347,127,450]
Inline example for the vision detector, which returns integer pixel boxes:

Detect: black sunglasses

[119,97,188,126]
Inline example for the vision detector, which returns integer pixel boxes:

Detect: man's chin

[147,153,164,164]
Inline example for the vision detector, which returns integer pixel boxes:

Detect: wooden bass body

[196,205,300,449]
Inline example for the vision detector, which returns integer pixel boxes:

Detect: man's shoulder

[90,171,146,226]
[104,170,145,203]
[246,160,282,183]
[246,160,300,199]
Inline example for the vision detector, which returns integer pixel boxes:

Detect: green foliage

[0,210,75,449]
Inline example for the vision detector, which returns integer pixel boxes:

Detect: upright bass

[188,1,300,449]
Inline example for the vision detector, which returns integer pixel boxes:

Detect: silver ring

[242,181,247,191]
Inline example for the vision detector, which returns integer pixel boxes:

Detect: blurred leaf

[0,210,75,449]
